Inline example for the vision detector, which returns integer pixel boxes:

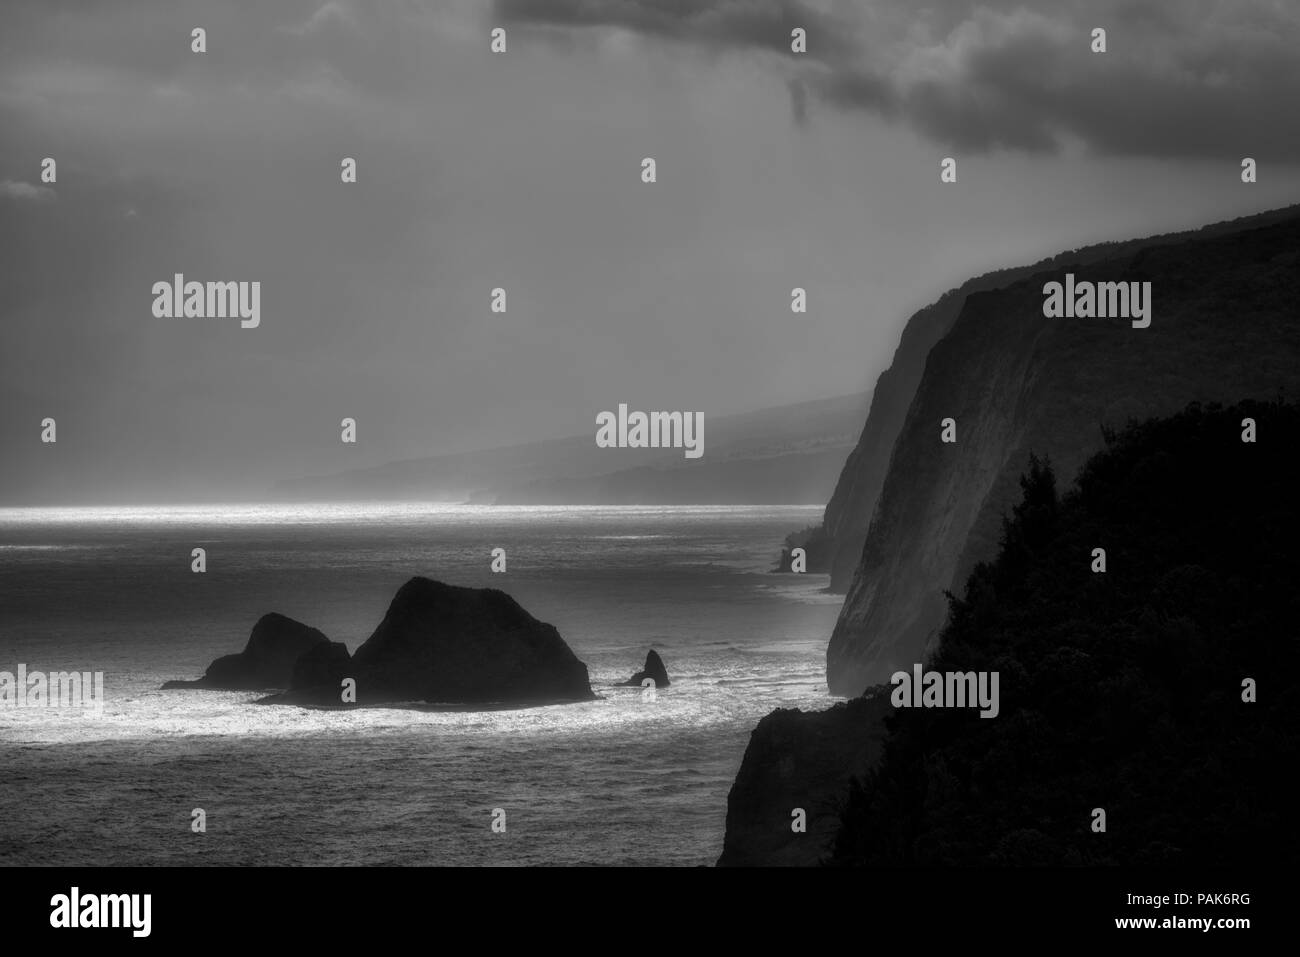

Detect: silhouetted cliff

[828,208,1300,694]
[828,402,1298,865]
[716,691,892,866]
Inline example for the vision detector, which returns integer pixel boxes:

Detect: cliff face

[826,213,1300,695]
[820,287,977,590]
[812,205,1300,593]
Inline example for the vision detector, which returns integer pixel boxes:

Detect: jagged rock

[161,613,330,690]
[618,649,670,688]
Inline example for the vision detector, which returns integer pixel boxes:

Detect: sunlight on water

[0,504,839,865]
[0,502,821,527]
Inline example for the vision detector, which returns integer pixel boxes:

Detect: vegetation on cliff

[829,401,1297,865]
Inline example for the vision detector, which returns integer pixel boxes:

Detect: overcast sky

[2,0,1298,503]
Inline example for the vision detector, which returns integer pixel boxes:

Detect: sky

[2,0,1298,503]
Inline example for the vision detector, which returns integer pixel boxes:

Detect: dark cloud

[496,0,859,64]
[808,68,899,123]
[495,0,1300,159]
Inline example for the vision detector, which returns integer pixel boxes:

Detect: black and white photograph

[1,0,1294,940]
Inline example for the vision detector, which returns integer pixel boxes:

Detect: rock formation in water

[716,690,893,866]
[827,208,1300,695]
[618,649,670,688]
[794,205,1300,596]
[270,577,595,707]
[161,613,330,690]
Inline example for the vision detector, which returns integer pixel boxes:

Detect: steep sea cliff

[724,206,1300,864]
[806,205,1300,598]
[827,209,1300,695]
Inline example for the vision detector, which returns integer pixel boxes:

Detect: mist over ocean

[0,504,838,866]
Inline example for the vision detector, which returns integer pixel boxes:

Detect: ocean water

[0,504,841,866]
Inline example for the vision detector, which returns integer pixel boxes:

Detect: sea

[0,504,841,866]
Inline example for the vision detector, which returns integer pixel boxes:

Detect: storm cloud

[496,0,1300,158]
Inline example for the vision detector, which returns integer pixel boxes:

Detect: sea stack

[619,649,670,688]
[271,577,595,707]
